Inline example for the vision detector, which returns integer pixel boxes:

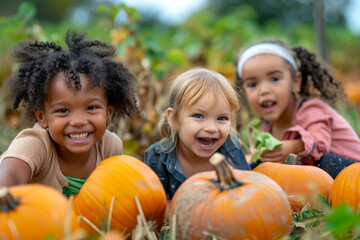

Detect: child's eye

[56,109,69,113]
[193,114,204,119]
[218,116,229,121]
[271,77,280,82]
[247,82,257,88]
[87,105,99,111]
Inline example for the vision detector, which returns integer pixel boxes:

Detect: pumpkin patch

[170,153,292,240]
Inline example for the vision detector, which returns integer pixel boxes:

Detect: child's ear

[33,108,48,129]
[166,107,178,131]
[293,71,302,92]
[106,106,115,125]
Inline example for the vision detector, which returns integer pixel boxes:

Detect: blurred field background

[0,0,359,160]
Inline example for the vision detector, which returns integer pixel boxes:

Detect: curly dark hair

[7,29,138,124]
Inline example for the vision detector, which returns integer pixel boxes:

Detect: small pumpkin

[170,153,292,240]
[344,80,360,105]
[72,155,167,237]
[253,154,334,212]
[330,162,360,211]
[0,184,79,240]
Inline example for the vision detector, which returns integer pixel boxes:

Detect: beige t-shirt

[0,123,123,191]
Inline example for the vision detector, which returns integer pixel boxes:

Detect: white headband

[237,43,297,78]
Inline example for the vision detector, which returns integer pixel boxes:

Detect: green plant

[245,118,283,163]
[326,204,360,240]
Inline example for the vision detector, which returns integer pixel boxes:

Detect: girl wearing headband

[236,40,360,178]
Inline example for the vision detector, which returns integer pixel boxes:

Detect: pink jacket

[262,98,360,165]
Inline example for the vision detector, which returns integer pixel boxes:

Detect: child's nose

[259,82,271,95]
[70,113,87,126]
[203,120,218,133]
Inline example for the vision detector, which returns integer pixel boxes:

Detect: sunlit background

[1,0,360,33]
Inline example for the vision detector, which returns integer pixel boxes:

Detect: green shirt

[62,176,87,197]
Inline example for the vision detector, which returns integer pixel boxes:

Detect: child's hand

[247,119,283,163]
[245,154,253,165]
[259,139,304,163]
[258,145,289,163]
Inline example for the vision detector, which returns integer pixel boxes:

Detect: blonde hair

[159,67,240,146]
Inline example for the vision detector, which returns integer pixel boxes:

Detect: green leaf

[287,235,297,240]
[17,2,36,23]
[96,5,110,14]
[249,119,282,163]
[125,36,136,46]
[326,204,360,239]
[165,48,187,66]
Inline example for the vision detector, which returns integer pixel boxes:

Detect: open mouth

[68,133,89,140]
[198,138,217,148]
[261,101,276,111]
[261,101,276,108]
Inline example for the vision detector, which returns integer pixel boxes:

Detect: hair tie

[237,43,297,78]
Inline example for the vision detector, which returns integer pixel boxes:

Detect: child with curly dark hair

[0,30,138,197]
[236,40,360,178]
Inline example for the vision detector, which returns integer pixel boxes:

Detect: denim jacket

[144,136,250,199]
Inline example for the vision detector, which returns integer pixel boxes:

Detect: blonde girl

[145,67,250,200]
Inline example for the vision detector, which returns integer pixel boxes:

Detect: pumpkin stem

[210,153,243,191]
[0,187,20,212]
[284,154,298,165]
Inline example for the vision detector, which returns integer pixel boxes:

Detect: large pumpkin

[170,153,292,240]
[330,162,360,211]
[72,155,167,237]
[253,154,334,212]
[0,184,79,240]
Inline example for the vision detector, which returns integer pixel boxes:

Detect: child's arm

[0,157,31,186]
[259,139,304,163]
[245,154,253,165]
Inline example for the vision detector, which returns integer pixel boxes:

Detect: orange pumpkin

[99,230,125,240]
[253,154,334,212]
[330,162,360,211]
[72,155,167,237]
[344,80,360,105]
[0,184,79,240]
[170,153,292,240]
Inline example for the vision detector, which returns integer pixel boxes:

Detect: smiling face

[241,54,301,124]
[34,72,113,158]
[167,91,232,161]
